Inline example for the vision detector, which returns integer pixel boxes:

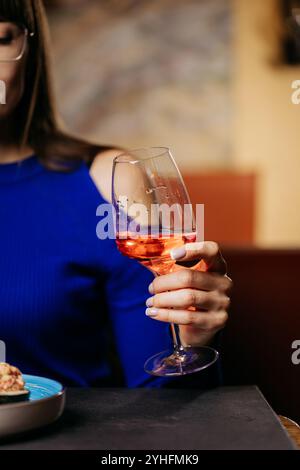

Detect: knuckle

[152,294,159,307]
[224,295,231,309]
[184,289,197,307]
[210,290,222,307]
[196,291,208,309]
[180,269,194,287]
[219,295,231,310]
[219,276,232,293]
[166,309,174,323]
[216,311,228,329]
[187,310,201,325]
[205,241,219,256]
[151,278,159,293]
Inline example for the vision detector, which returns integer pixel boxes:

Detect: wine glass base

[144,346,219,377]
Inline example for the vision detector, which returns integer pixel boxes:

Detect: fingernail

[170,246,186,260]
[146,296,154,307]
[148,283,154,294]
[146,308,158,317]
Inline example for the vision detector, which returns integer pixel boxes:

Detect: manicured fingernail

[146,297,154,307]
[148,283,154,294]
[146,308,158,316]
[170,246,186,260]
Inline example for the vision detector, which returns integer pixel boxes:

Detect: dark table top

[0,386,296,450]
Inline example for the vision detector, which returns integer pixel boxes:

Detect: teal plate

[23,374,64,401]
[0,374,66,439]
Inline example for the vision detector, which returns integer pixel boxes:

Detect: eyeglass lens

[0,21,26,61]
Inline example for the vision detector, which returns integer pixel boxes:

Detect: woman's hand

[145,241,232,347]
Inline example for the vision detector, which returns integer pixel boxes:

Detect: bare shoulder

[89,148,121,202]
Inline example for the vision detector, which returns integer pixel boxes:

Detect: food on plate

[0,362,29,403]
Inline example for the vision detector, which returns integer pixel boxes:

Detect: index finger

[170,241,227,274]
[149,268,226,294]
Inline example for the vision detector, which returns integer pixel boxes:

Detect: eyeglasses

[0,21,34,63]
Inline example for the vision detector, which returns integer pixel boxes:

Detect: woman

[0,0,231,388]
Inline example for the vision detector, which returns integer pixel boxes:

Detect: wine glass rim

[113,146,171,163]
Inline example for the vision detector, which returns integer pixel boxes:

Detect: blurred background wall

[233,0,300,247]
[44,0,300,247]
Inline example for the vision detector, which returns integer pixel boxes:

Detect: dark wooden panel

[221,247,300,424]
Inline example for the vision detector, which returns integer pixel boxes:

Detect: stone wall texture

[48,0,232,170]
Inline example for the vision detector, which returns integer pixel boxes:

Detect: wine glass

[112,147,219,376]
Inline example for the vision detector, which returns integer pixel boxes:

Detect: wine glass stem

[152,270,186,371]
[170,322,185,357]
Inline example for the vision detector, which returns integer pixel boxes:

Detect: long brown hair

[0,0,117,170]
